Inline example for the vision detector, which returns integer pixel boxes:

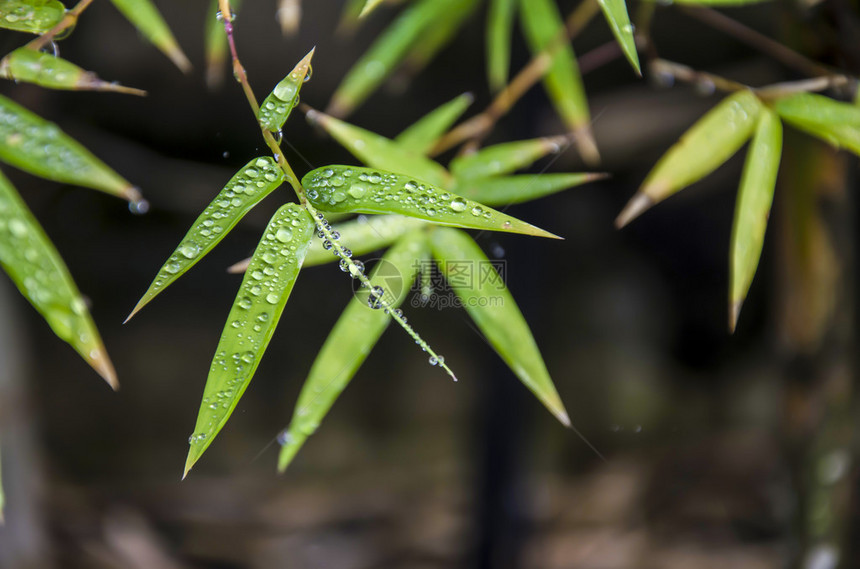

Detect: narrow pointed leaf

[729,108,781,331]
[650,0,772,5]
[616,90,763,227]
[596,0,641,75]
[772,92,860,157]
[307,109,451,187]
[400,0,479,77]
[184,204,314,477]
[430,227,569,425]
[129,157,285,319]
[0,48,145,95]
[487,0,517,92]
[205,0,241,89]
[395,93,474,156]
[450,135,568,180]
[358,0,386,18]
[0,169,116,387]
[0,0,65,34]
[259,49,314,133]
[0,95,140,202]
[108,0,190,72]
[278,231,428,471]
[303,165,560,238]
[454,173,606,206]
[278,0,301,35]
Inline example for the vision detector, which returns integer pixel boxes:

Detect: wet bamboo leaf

[0,95,140,202]
[429,227,569,425]
[616,90,762,227]
[184,203,314,477]
[401,0,479,77]
[597,0,641,75]
[278,0,301,35]
[358,0,386,18]
[205,0,241,89]
[109,0,190,72]
[0,0,65,34]
[0,48,145,95]
[487,0,517,92]
[772,92,860,157]
[259,49,314,133]
[394,93,474,156]
[306,109,451,188]
[278,231,428,471]
[454,173,606,206]
[450,136,568,180]
[303,165,559,238]
[128,157,285,320]
[729,108,781,331]
[0,169,116,387]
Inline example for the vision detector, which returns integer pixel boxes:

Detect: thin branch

[26,0,94,52]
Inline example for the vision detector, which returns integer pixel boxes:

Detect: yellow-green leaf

[259,48,314,133]
[358,0,387,18]
[648,0,772,5]
[304,214,426,266]
[450,135,567,180]
[454,172,605,206]
[772,92,860,157]
[596,0,641,75]
[109,0,190,72]
[0,0,65,35]
[487,0,517,91]
[394,93,474,156]
[0,48,145,95]
[400,0,480,77]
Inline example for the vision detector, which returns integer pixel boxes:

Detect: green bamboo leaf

[204,0,241,89]
[278,231,429,472]
[487,0,517,92]
[394,93,474,156]
[647,0,772,5]
[429,226,569,425]
[772,92,860,157]
[400,0,480,77]
[184,203,314,477]
[358,0,386,18]
[454,172,606,206]
[450,135,568,180]
[0,0,65,34]
[303,165,560,238]
[306,108,451,188]
[729,108,781,332]
[616,90,763,227]
[259,49,315,133]
[596,0,641,75]
[0,94,141,202]
[0,48,145,95]
[128,157,285,320]
[0,169,116,387]
[109,0,191,73]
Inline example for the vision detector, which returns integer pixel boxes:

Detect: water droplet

[277,430,292,445]
[165,261,181,274]
[450,199,467,212]
[470,206,483,216]
[179,242,201,259]
[349,260,364,278]
[322,240,332,250]
[265,293,279,304]
[368,285,384,309]
[276,228,293,242]
[238,297,252,309]
[129,198,149,215]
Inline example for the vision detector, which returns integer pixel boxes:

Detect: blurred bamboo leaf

[205,0,241,89]
[596,0,641,75]
[0,0,65,34]
[729,108,781,331]
[0,169,116,388]
[487,0,517,92]
[358,0,387,18]
[454,172,606,205]
[0,443,4,523]
[772,92,860,156]
[184,203,314,477]
[303,165,560,238]
[395,93,474,156]
[108,0,191,73]
[128,157,285,320]
[278,231,429,472]
[450,135,568,180]
[400,0,479,77]
[429,226,569,425]
[616,90,762,227]
[259,49,314,133]
[278,0,301,35]
[0,48,145,95]
[649,0,772,4]
[0,95,141,202]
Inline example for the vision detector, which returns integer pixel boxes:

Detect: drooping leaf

[394,93,474,156]
[278,231,429,472]
[278,0,301,35]
[772,92,860,157]
[108,0,191,72]
[0,169,116,388]
[184,203,314,477]
[400,0,480,77]
[306,109,451,188]
[486,0,517,92]
[596,0,641,75]
[303,165,560,238]
[454,172,606,206]
[429,226,569,425]
[0,48,145,95]
[450,135,568,180]
[258,49,314,133]
[0,95,140,202]
[128,157,285,320]
[204,0,241,89]
[729,108,781,331]
[616,90,763,227]
[0,0,65,35]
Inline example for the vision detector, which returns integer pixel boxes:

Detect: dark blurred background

[0,0,857,567]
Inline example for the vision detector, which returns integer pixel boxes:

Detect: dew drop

[276,228,293,242]
[265,293,279,304]
[450,199,467,212]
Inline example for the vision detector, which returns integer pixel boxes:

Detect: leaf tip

[168,46,193,74]
[574,127,601,166]
[729,299,743,334]
[227,257,251,274]
[89,347,119,390]
[556,408,571,427]
[615,193,653,229]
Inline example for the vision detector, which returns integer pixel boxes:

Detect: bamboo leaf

[184,203,314,477]
[772,92,860,157]
[108,0,190,72]
[259,49,315,133]
[596,0,641,75]
[0,442,4,524]
[400,0,480,77]
[729,108,781,331]
[0,95,140,202]
[306,109,451,188]
[0,169,116,387]
[303,165,560,238]
[0,48,145,95]
[394,93,474,156]
[616,90,763,227]
[358,0,387,18]
[454,172,606,206]
[450,135,568,180]
[278,231,429,472]
[487,0,517,92]
[128,157,285,320]
[0,0,65,34]
[429,227,569,425]
[204,0,241,89]
[648,0,772,5]
[277,0,301,35]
